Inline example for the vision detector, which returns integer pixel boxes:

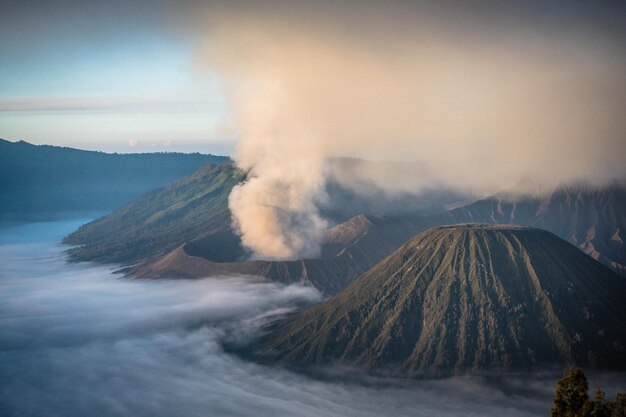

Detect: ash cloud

[5,224,622,417]
[186,1,626,259]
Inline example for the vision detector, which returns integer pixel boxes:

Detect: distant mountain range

[63,161,472,263]
[422,182,626,276]
[64,159,465,293]
[64,159,626,294]
[0,138,229,218]
[260,225,626,376]
[64,158,626,290]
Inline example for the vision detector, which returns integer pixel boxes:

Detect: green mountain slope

[0,138,229,216]
[261,225,626,376]
[64,158,625,293]
[64,164,245,264]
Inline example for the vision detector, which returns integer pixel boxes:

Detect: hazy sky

[1,0,624,155]
[2,1,625,259]
[0,1,232,153]
[196,0,626,258]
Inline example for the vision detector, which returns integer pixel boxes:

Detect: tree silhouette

[612,393,626,417]
[551,368,626,417]
[552,368,590,417]
[589,386,610,417]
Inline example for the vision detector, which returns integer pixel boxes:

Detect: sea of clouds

[1,219,624,417]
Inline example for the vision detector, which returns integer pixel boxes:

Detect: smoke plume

[191,1,626,259]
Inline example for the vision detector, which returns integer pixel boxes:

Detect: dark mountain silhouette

[0,138,228,218]
[260,225,626,376]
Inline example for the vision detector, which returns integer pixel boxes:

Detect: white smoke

[190,2,626,260]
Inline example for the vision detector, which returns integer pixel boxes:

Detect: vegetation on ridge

[551,368,626,417]
[64,164,244,264]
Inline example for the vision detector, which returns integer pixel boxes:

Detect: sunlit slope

[64,164,245,264]
[262,225,626,376]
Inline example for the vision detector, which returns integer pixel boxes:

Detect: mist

[4,219,623,416]
[183,1,626,259]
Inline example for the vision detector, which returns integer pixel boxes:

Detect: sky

[0,1,232,154]
[190,0,626,259]
[2,1,625,259]
[1,0,624,157]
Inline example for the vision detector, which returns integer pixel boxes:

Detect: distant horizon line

[0,137,233,158]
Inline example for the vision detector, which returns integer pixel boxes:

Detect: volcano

[261,225,626,376]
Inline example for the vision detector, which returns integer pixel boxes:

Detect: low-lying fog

[1,218,624,417]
